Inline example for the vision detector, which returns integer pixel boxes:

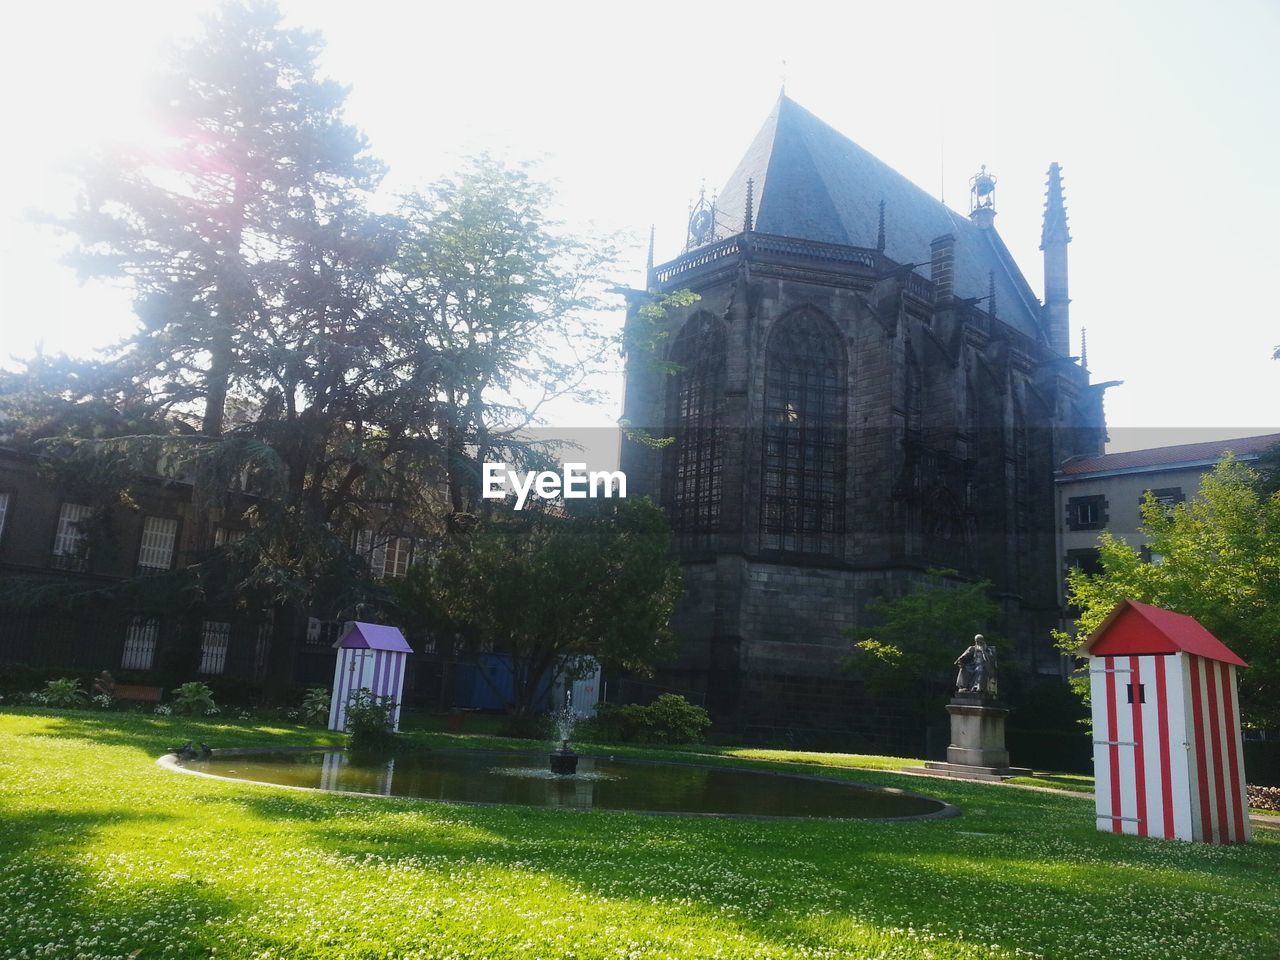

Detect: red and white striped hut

[1081,600,1250,844]
[327,622,413,733]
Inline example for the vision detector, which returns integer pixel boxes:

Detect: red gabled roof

[1059,433,1280,476]
[1080,600,1247,667]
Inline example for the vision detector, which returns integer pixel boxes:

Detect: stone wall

[621,236,1103,748]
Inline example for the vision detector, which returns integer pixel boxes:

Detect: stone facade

[619,97,1107,748]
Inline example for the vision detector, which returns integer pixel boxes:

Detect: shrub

[344,688,397,749]
[500,712,553,740]
[588,694,710,745]
[171,682,216,716]
[42,678,88,708]
[300,688,331,726]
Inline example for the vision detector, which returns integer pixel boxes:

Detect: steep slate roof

[1059,433,1280,477]
[334,621,413,653]
[713,95,1046,342]
[1082,599,1248,667]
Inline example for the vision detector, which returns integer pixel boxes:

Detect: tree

[391,157,620,513]
[396,498,682,715]
[843,569,1000,718]
[61,0,382,443]
[1058,456,1280,729]
[4,2,642,692]
[1252,441,1280,497]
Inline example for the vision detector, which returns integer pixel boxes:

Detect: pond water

[182,749,950,820]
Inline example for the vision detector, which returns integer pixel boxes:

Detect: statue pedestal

[908,696,1032,782]
[944,696,1011,768]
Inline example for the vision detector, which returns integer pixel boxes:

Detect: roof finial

[743,178,754,233]
[780,59,788,96]
[1080,326,1089,369]
[876,198,886,253]
[969,164,997,228]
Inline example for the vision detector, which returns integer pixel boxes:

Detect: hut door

[1091,655,1181,839]
[1091,656,1146,836]
[350,649,373,696]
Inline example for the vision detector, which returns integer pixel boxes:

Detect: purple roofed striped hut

[327,622,413,733]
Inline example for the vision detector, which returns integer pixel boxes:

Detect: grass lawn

[2,709,1278,960]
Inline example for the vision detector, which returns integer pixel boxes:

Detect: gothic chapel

[620,95,1107,747]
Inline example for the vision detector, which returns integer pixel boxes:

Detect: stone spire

[1080,327,1089,370]
[1041,162,1071,247]
[645,225,655,288]
[1040,162,1071,356]
[743,178,754,233]
[876,198,886,252]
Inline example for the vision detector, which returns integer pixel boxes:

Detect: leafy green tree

[843,569,1000,715]
[3,2,643,691]
[1058,456,1280,729]
[1251,441,1280,497]
[390,157,621,512]
[397,498,682,716]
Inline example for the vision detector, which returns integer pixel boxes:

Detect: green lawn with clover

[2,709,1278,960]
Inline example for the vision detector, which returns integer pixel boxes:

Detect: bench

[113,684,164,703]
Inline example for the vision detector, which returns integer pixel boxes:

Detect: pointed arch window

[761,310,846,554]
[905,347,923,439]
[667,313,725,542]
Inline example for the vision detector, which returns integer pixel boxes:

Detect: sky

[2,0,1278,458]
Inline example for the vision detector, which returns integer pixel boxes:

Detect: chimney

[930,234,955,307]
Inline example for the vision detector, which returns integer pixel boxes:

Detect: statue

[954,634,997,696]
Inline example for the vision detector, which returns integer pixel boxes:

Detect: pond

[180,749,953,821]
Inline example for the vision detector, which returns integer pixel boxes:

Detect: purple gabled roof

[334,621,413,653]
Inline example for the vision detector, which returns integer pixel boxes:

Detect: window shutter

[199,621,231,675]
[138,516,178,571]
[52,503,93,569]
[121,617,159,671]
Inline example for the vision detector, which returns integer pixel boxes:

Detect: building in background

[620,95,1107,748]
[0,446,430,696]
[1056,433,1280,586]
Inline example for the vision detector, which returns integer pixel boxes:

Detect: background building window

[666,313,725,542]
[382,536,413,579]
[761,310,847,554]
[199,621,231,675]
[121,616,160,671]
[306,617,343,648]
[51,502,93,571]
[1065,494,1108,531]
[137,516,178,573]
[1065,547,1103,576]
[1144,486,1185,517]
[214,526,246,547]
[355,530,414,580]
